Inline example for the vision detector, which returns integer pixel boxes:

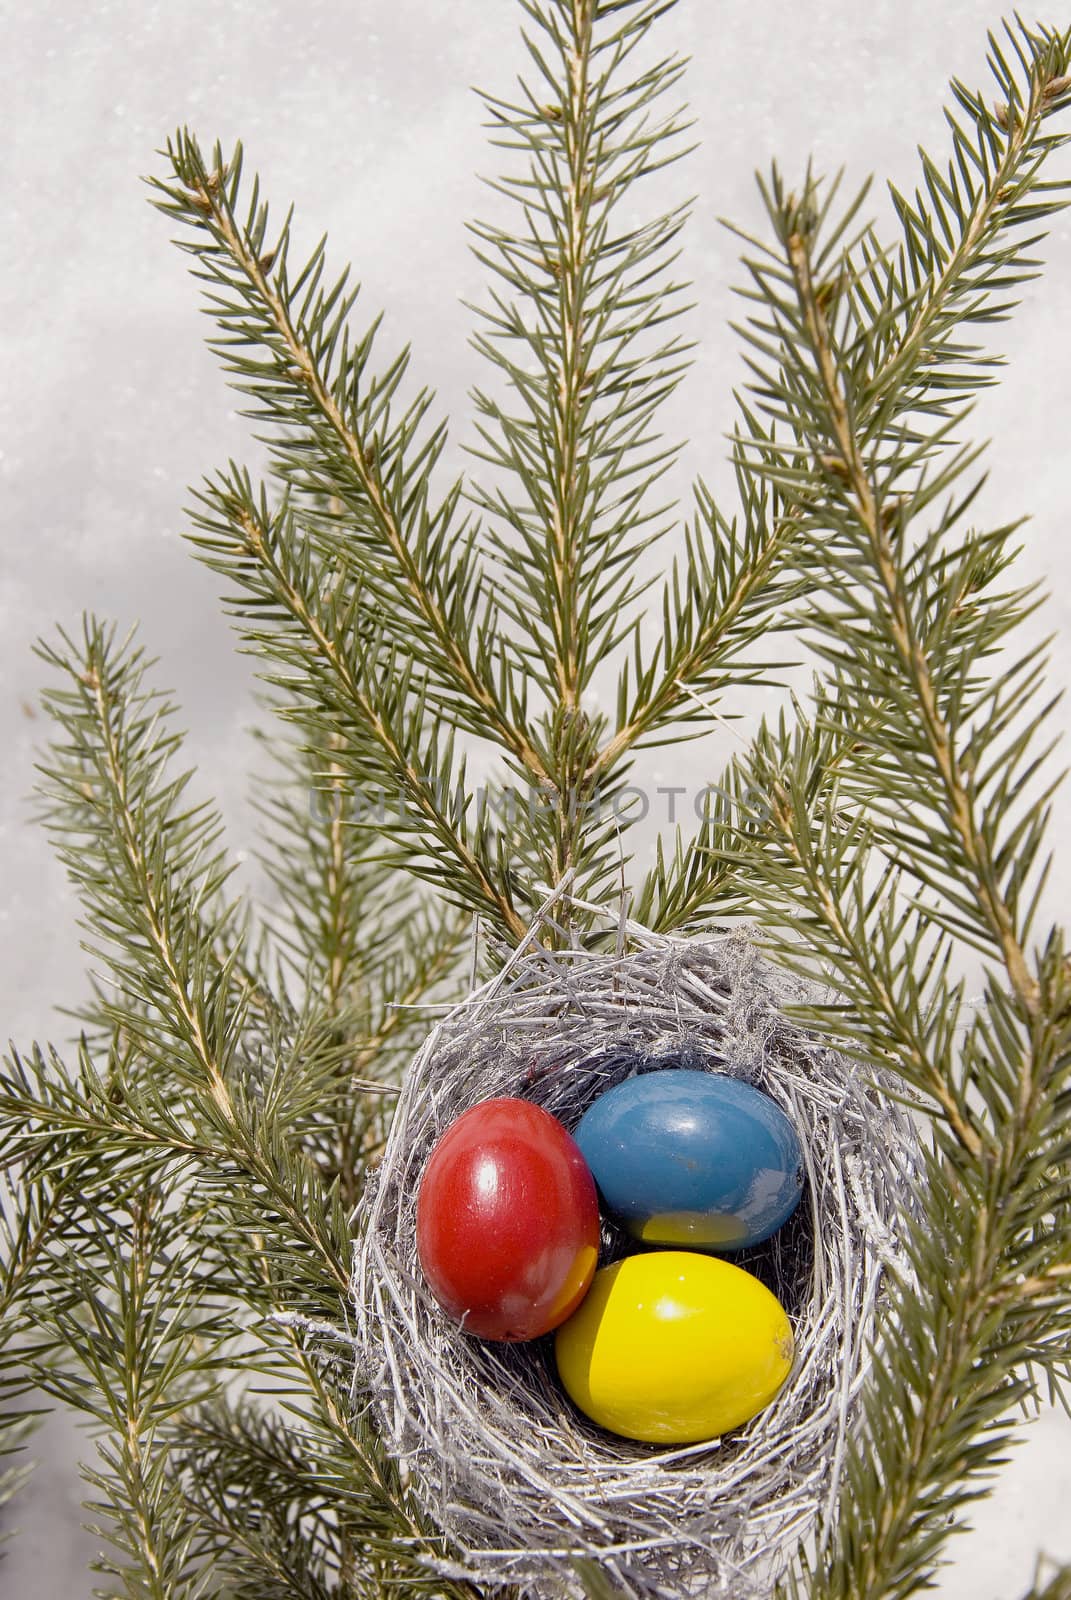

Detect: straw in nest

[352,922,921,1599]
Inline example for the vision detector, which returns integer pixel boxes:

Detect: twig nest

[353,930,921,1598]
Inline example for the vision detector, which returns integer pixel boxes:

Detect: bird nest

[352,925,922,1599]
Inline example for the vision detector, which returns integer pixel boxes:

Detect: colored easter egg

[416,1097,599,1342]
[554,1250,794,1443]
[573,1068,804,1250]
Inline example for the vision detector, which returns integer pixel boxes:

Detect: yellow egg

[554,1251,793,1444]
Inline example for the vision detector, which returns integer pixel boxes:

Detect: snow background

[3,0,1070,1593]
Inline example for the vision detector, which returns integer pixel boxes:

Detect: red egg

[415,1097,599,1341]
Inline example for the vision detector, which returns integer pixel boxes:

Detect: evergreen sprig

[0,1164,49,1557]
[149,131,530,769]
[186,468,530,937]
[464,0,696,706]
[1,622,480,1596]
[1024,1565,1071,1600]
[640,18,1071,935]
[3,4,1071,1597]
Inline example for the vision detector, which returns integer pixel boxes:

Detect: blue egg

[573,1068,804,1251]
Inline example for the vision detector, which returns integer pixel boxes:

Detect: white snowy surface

[3,1,1071,1595]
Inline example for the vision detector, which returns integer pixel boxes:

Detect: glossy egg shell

[573,1068,804,1250]
[554,1250,794,1444]
[415,1097,599,1342]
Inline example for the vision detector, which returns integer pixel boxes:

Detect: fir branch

[705,652,1071,1594]
[0,1410,35,1554]
[644,19,1071,934]
[62,1194,220,1600]
[253,730,402,1012]
[634,688,894,933]
[781,210,1043,1014]
[250,716,471,1202]
[251,721,467,1026]
[187,472,528,939]
[0,1163,52,1549]
[730,23,1071,475]
[174,1395,485,1600]
[1,1045,435,1596]
[789,956,1071,1600]
[710,738,1071,1597]
[863,30,1071,444]
[464,0,715,903]
[1022,1563,1071,1600]
[34,620,253,1098]
[596,466,805,770]
[466,0,695,708]
[14,618,490,1584]
[708,36,1071,799]
[175,1401,340,1600]
[0,1036,477,1587]
[314,907,469,1209]
[148,131,548,793]
[1,1132,225,1600]
[31,620,355,1296]
[0,1041,476,1593]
